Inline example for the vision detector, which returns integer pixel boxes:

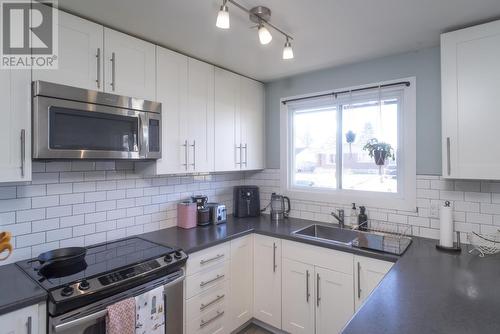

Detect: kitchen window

[280,78,416,210]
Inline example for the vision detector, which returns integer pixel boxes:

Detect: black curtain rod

[281,81,411,105]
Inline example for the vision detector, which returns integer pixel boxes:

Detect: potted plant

[363,138,395,179]
[345,130,356,158]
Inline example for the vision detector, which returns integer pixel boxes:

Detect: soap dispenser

[358,206,368,231]
[350,203,358,227]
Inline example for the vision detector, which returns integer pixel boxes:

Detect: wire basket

[352,220,413,255]
[467,231,500,257]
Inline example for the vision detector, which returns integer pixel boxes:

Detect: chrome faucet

[331,209,345,228]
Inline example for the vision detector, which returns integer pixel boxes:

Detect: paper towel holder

[436,230,462,252]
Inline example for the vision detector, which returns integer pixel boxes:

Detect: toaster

[206,203,227,224]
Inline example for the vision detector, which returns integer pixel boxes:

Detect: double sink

[292,224,412,255]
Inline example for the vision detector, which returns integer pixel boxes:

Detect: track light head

[283,38,294,59]
[258,23,272,45]
[216,3,230,29]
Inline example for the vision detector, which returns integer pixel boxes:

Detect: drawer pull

[200,254,224,265]
[200,274,225,287]
[200,310,224,328]
[200,294,225,311]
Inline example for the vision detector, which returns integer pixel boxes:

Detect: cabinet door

[214,68,240,171]
[0,304,39,334]
[253,235,281,329]
[441,20,500,179]
[354,256,393,311]
[104,28,156,100]
[315,266,354,334]
[0,69,31,182]
[240,77,265,170]
[155,47,189,174]
[186,58,215,173]
[230,235,253,331]
[282,259,315,334]
[33,10,103,91]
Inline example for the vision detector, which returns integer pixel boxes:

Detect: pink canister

[177,201,197,229]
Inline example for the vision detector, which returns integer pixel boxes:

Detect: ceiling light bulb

[216,4,230,29]
[258,24,272,45]
[283,39,294,59]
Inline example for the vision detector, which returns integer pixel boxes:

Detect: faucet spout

[330,209,345,228]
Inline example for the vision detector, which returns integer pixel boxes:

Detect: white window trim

[280,77,417,211]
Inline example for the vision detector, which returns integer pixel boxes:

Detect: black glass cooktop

[17,237,175,290]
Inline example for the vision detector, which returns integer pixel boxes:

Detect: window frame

[280,77,416,211]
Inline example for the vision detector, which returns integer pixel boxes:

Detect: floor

[237,324,273,334]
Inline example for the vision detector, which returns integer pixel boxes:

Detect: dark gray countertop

[0,264,47,315]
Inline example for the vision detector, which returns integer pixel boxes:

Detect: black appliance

[17,237,188,334]
[233,186,261,218]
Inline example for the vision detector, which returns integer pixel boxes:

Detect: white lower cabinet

[0,303,46,334]
[229,235,253,330]
[354,256,394,311]
[253,235,282,329]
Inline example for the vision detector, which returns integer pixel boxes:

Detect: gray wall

[265,46,441,175]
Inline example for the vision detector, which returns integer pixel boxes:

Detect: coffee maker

[191,195,210,226]
[233,186,260,217]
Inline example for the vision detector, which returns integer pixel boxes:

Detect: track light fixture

[215,1,294,60]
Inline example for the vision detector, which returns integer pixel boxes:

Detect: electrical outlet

[430,202,440,218]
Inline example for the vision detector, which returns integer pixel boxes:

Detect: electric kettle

[270,193,291,221]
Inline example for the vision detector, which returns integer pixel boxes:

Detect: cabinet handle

[200,294,225,311]
[446,137,451,176]
[200,310,224,328]
[200,253,224,265]
[96,48,101,89]
[20,129,25,177]
[357,261,362,299]
[306,270,310,303]
[110,52,116,91]
[243,143,248,167]
[273,242,277,273]
[200,274,225,287]
[182,140,188,170]
[316,273,321,307]
[235,145,241,167]
[26,316,32,334]
[190,140,196,170]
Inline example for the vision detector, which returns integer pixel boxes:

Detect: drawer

[186,261,230,299]
[283,239,354,275]
[187,242,230,276]
[186,304,229,334]
[186,280,229,321]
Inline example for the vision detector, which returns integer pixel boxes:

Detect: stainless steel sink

[292,224,359,246]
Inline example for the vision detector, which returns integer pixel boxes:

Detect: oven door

[33,96,159,160]
[49,270,184,334]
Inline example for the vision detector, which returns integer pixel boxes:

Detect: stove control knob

[61,285,74,297]
[164,254,173,263]
[79,280,90,291]
[174,251,182,260]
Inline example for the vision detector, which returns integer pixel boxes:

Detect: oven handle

[53,271,185,333]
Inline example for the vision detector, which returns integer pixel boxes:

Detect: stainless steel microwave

[32,81,161,160]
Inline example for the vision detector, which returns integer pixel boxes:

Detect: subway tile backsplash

[0,161,245,265]
[2,164,500,265]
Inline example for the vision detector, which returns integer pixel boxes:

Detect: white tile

[46,205,72,218]
[480,203,500,215]
[454,181,480,192]
[84,191,107,203]
[31,172,59,184]
[0,198,31,213]
[0,186,17,199]
[60,236,85,247]
[466,212,493,225]
[73,182,96,193]
[116,217,135,228]
[2,222,31,236]
[453,201,480,213]
[47,228,72,242]
[60,172,84,183]
[45,161,71,172]
[73,224,96,236]
[60,193,84,205]
[96,181,117,191]
[31,242,60,256]
[465,192,491,203]
[60,215,85,228]
[95,161,116,171]
[107,229,127,241]
[32,218,59,232]
[85,171,106,181]
[71,161,95,171]
[32,195,59,208]
[106,189,126,200]
[0,212,15,225]
[96,220,116,232]
[107,209,126,220]
[84,232,106,246]
[47,183,73,195]
[16,208,45,222]
[16,232,45,247]
[31,161,46,173]
[117,198,135,209]
[85,212,107,224]
[17,185,46,198]
[73,202,96,215]
[439,190,464,201]
[126,206,143,217]
[96,200,116,212]
[126,188,143,198]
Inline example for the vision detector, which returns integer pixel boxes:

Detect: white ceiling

[58,0,500,82]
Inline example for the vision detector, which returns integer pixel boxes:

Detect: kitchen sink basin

[292,224,359,246]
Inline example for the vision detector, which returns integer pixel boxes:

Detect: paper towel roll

[439,201,454,247]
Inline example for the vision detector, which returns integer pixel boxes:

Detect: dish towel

[135,286,165,334]
[106,298,136,334]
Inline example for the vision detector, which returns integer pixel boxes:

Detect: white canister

[439,201,454,247]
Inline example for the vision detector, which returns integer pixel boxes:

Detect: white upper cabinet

[186,58,215,173]
[0,68,31,182]
[155,47,189,174]
[32,11,103,91]
[104,28,156,100]
[354,256,393,311]
[214,69,265,172]
[441,20,500,179]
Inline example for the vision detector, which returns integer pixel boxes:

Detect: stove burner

[38,260,88,280]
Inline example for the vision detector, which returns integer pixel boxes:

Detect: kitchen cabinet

[0,68,31,182]
[214,68,265,172]
[32,10,103,91]
[253,235,281,329]
[282,259,315,334]
[186,58,215,173]
[104,28,156,100]
[230,235,254,330]
[441,19,500,179]
[0,303,45,334]
[354,255,393,311]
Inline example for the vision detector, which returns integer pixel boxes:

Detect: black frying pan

[29,247,87,272]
